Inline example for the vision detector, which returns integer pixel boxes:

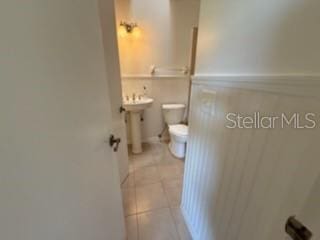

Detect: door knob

[285,216,312,240]
[109,135,121,152]
[119,105,126,113]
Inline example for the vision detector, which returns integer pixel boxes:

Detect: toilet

[162,104,188,158]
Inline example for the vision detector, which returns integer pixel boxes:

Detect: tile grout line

[132,158,139,240]
[127,142,184,240]
[160,168,184,240]
[169,207,184,240]
[160,178,182,240]
[134,143,157,240]
[135,206,171,216]
[148,142,181,239]
[158,141,184,240]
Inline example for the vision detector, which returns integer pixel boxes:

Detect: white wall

[115,0,200,142]
[182,0,320,239]
[196,0,320,74]
[116,0,200,75]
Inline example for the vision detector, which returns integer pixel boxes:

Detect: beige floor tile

[153,144,183,165]
[122,188,136,216]
[162,177,183,189]
[124,142,189,240]
[128,158,135,173]
[141,142,153,153]
[126,215,138,240]
[171,207,193,240]
[150,141,166,154]
[162,178,183,207]
[121,173,135,188]
[128,143,153,156]
[137,208,179,240]
[132,152,156,170]
[134,165,161,187]
[136,183,169,213]
[158,162,184,181]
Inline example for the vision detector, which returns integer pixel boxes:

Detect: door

[267,152,320,240]
[297,175,320,239]
[0,1,125,240]
[111,120,130,183]
[98,0,129,183]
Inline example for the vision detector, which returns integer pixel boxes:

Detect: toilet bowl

[162,104,189,158]
[168,124,188,158]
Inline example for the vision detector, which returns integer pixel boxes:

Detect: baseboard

[180,204,200,240]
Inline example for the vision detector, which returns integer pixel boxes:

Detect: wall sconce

[118,21,141,38]
[120,21,138,33]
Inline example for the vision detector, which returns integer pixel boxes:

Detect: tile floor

[121,142,192,240]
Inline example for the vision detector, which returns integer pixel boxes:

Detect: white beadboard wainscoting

[181,75,320,240]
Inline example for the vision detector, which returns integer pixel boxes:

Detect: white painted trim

[121,74,189,80]
[192,74,320,98]
[181,204,200,240]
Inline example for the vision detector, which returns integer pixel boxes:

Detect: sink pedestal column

[130,112,142,154]
[123,97,153,154]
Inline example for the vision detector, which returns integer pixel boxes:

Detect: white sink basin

[123,97,153,154]
[123,97,153,112]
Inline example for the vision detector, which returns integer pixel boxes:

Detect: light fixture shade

[120,21,138,34]
[118,25,127,38]
[132,27,141,38]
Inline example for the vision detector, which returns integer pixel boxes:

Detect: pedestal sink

[123,97,153,154]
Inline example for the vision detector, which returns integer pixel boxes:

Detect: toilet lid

[169,124,188,137]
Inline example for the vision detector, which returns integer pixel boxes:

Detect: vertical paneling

[181,76,320,240]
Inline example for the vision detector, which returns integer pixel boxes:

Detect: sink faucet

[132,93,136,101]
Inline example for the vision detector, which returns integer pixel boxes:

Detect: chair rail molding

[192,74,320,98]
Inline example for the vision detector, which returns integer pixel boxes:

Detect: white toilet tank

[162,104,186,125]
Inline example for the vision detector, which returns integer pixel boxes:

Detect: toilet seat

[162,104,186,110]
[169,124,188,139]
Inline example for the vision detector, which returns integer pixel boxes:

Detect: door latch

[285,216,313,240]
[119,105,126,113]
[109,135,121,152]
